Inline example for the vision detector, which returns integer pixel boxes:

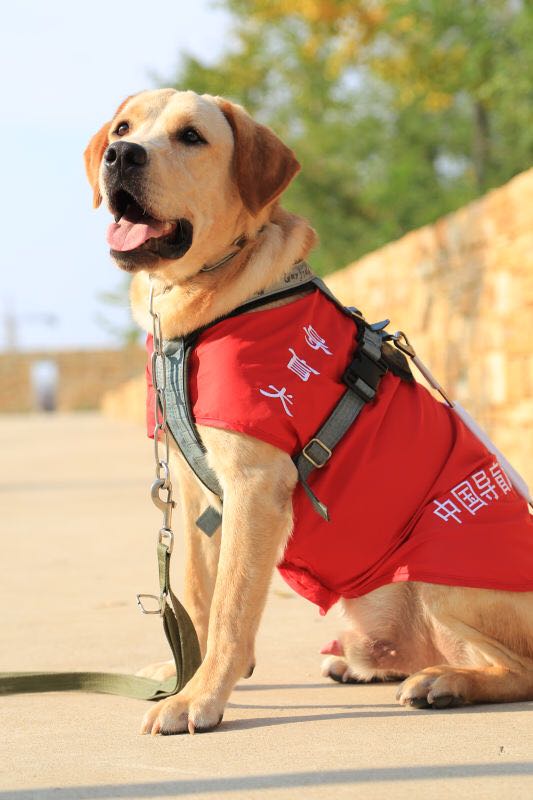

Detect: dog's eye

[179,127,206,146]
[115,122,129,136]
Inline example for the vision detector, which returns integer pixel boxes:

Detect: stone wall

[100,168,533,486]
[327,168,533,486]
[0,347,145,412]
[101,374,146,426]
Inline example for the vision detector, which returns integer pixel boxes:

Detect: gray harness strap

[293,277,397,519]
[159,338,223,500]
[294,322,388,520]
[159,264,412,533]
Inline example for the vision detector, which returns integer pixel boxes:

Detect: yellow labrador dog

[85,89,533,735]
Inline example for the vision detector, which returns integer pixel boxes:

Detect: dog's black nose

[104,141,147,171]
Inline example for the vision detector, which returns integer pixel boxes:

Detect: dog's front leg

[141,429,297,735]
[174,450,222,657]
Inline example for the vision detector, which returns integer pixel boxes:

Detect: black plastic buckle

[343,352,387,402]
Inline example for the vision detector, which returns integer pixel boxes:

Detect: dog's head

[84,89,301,276]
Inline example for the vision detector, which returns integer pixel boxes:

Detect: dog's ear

[83,96,133,208]
[218,100,301,216]
[84,121,112,208]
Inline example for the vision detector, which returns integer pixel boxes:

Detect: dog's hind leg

[397,584,533,708]
[321,583,443,685]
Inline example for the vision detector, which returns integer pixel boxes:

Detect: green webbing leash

[0,543,201,700]
[0,279,202,701]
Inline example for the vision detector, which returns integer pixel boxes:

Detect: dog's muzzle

[102,143,194,268]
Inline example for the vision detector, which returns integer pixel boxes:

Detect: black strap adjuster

[343,351,387,402]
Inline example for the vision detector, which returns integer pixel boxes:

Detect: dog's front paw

[136,659,176,682]
[141,691,224,736]
[397,666,469,709]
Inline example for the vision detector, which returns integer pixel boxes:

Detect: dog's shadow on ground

[225,681,533,732]
[234,682,328,691]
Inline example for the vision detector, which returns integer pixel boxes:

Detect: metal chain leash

[136,277,176,615]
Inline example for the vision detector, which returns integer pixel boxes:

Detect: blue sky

[0,0,232,350]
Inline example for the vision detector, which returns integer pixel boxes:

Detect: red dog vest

[147,289,533,614]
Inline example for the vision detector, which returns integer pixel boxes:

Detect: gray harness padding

[157,264,413,535]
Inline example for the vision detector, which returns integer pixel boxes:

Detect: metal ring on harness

[302,438,332,469]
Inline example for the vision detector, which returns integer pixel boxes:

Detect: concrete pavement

[1,412,532,799]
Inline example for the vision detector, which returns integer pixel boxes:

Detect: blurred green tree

[170,0,533,273]
[96,278,141,346]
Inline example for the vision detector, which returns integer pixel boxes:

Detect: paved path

[1,413,532,799]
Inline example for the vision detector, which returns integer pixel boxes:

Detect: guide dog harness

[146,264,533,614]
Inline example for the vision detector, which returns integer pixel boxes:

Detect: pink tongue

[106,217,171,252]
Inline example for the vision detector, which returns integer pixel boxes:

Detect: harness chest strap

[159,264,413,533]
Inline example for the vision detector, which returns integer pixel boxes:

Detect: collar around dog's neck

[199,233,249,273]
[157,258,315,308]
[155,227,315,309]
[200,224,273,274]
[158,232,250,296]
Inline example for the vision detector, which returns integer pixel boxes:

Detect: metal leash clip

[151,477,175,533]
[389,330,453,407]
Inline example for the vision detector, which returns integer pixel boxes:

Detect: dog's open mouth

[106,189,193,261]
